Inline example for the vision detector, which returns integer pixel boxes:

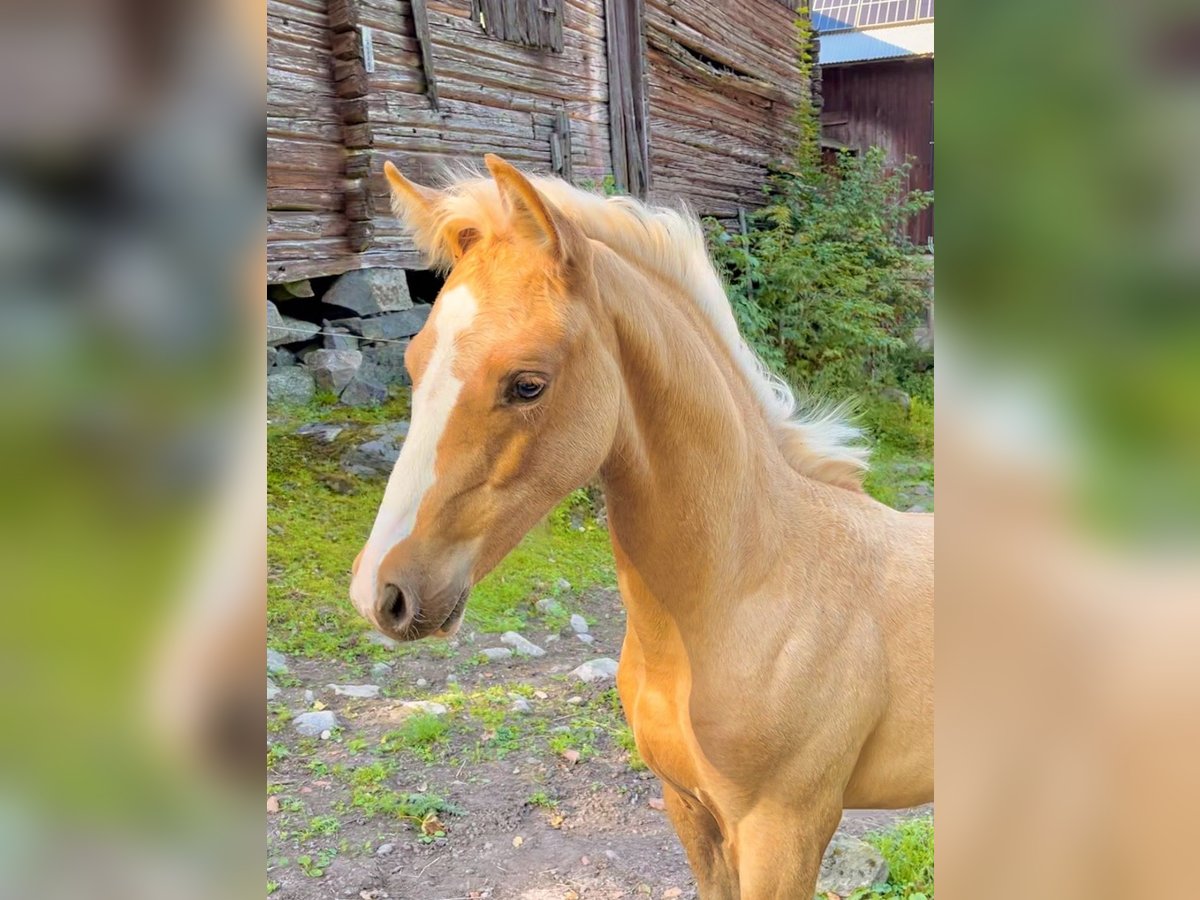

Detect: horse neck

[594,251,794,629]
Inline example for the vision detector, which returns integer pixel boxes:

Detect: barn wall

[644,0,803,223]
[267,0,351,281]
[267,0,808,283]
[820,57,934,245]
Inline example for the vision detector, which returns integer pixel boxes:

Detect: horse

[348,154,934,898]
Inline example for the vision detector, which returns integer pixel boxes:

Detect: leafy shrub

[706,147,932,399]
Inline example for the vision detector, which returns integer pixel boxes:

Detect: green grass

[268,399,616,662]
[379,712,449,761]
[846,816,935,899]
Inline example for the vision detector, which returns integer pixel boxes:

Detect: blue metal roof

[818,21,934,65]
[811,0,935,34]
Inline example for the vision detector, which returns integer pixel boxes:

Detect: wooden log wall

[643,0,803,224]
[267,0,807,282]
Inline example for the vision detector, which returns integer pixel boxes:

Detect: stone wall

[267,267,433,406]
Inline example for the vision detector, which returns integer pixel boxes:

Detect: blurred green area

[939,0,1200,542]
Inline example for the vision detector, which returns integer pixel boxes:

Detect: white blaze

[349,285,478,617]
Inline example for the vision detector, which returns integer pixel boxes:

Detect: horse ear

[484,153,567,260]
[383,160,439,227]
[383,160,479,264]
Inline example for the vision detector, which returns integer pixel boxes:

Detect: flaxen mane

[395,171,869,491]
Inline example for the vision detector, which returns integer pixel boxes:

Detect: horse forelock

[404,167,869,490]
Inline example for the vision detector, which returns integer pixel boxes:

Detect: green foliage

[849,816,935,899]
[706,147,932,398]
[526,790,558,809]
[379,712,449,761]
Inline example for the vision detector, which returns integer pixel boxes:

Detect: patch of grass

[861,394,934,511]
[526,790,558,810]
[299,815,341,841]
[615,724,648,771]
[269,398,616,662]
[380,712,450,761]
[848,816,934,899]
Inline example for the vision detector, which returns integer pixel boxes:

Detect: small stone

[535,597,563,616]
[551,725,572,734]
[534,691,548,700]
[295,422,344,443]
[322,327,358,351]
[375,843,395,857]
[293,710,338,737]
[269,279,314,300]
[371,662,394,681]
[604,850,619,861]
[663,889,683,898]
[367,631,399,650]
[267,679,280,701]
[566,696,583,705]
[267,368,316,405]
[907,503,928,513]
[415,677,429,687]
[358,306,432,342]
[510,698,533,714]
[577,633,594,645]
[501,631,546,657]
[322,268,413,316]
[570,614,589,634]
[445,674,458,684]
[267,300,321,346]
[481,647,513,662]
[328,683,381,699]
[341,439,400,478]
[303,690,315,704]
[400,700,447,716]
[555,578,571,592]
[911,483,932,497]
[267,648,289,675]
[817,836,889,896]
[339,375,388,407]
[308,348,363,393]
[571,658,619,683]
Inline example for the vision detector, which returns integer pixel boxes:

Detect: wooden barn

[812,0,934,247]
[267,0,810,285]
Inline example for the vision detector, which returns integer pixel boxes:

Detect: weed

[526,790,558,810]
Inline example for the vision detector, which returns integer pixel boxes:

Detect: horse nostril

[379,583,414,630]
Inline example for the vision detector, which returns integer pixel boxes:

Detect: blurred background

[937,0,1200,897]
[0,0,262,897]
[0,0,1195,895]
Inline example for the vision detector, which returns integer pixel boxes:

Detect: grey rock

[376,843,395,857]
[510,698,533,714]
[303,690,315,704]
[273,347,296,368]
[500,632,546,658]
[400,700,447,716]
[481,647,513,662]
[571,658,619,683]
[535,598,564,616]
[339,374,388,407]
[308,349,363,393]
[295,422,344,443]
[269,279,314,300]
[577,633,595,645]
[267,301,320,346]
[359,306,432,342]
[267,346,277,368]
[445,673,458,684]
[570,614,589,634]
[323,268,413,316]
[342,439,399,478]
[322,328,359,351]
[293,710,338,737]
[907,503,928,513]
[326,316,363,336]
[360,342,413,387]
[911,483,932,497]
[367,631,399,650]
[328,683,381,699]
[368,421,411,443]
[817,836,889,896]
[415,677,429,688]
[267,368,316,405]
[267,648,289,675]
[267,679,280,701]
[371,662,394,681]
[555,577,572,592]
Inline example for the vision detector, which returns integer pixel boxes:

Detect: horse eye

[509,377,546,402]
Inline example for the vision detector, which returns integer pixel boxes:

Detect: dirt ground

[267,587,928,900]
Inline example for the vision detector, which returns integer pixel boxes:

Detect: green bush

[706,147,932,399]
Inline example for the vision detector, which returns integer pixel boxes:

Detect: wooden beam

[410,0,441,111]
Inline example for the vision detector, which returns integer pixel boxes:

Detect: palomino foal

[350,155,934,898]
